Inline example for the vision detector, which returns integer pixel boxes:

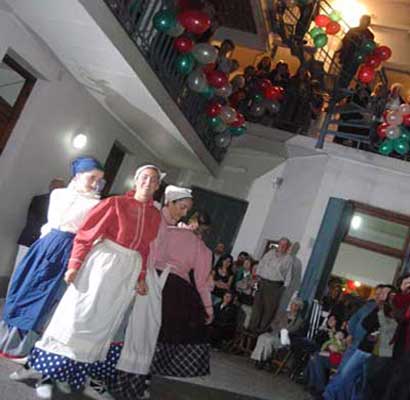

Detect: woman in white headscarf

[26,165,165,399]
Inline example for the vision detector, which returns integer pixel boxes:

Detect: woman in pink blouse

[109,210,214,399]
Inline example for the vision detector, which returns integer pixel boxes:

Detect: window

[0,54,36,154]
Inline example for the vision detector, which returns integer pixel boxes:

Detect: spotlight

[354,281,361,288]
[72,133,87,150]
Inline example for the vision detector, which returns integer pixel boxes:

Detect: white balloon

[192,43,218,64]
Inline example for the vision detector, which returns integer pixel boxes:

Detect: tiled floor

[0,351,306,400]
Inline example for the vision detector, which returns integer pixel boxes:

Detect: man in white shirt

[249,237,293,333]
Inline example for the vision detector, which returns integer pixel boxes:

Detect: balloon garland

[309,11,341,49]
[247,78,284,119]
[377,104,410,156]
[152,7,247,147]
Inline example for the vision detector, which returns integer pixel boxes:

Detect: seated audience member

[209,291,238,349]
[212,242,225,267]
[251,298,305,369]
[323,286,391,400]
[233,252,251,282]
[306,330,347,398]
[385,83,404,112]
[212,254,234,301]
[236,257,255,304]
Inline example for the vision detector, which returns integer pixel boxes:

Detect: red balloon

[377,122,389,139]
[357,65,375,84]
[264,85,284,101]
[207,70,228,88]
[403,113,410,127]
[374,45,392,61]
[174,36,194,53]
[326,21,341,35]
[177,0,200,10]
[231,112,245,127]
[202,62,216,75]
[206,101,222,117]
[259,79,272,91]
[382,110,389,122]
[315,14,331,28]
[177,10,211,35]
[365,54,381,69]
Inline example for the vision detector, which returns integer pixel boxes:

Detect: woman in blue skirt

[0,156,104,363]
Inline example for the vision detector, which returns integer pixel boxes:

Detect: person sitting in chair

[251,298,305,369]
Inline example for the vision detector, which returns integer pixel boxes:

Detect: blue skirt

[0,229,74,357]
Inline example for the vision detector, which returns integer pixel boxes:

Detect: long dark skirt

[109,273,210,399]
[0,229,73,358]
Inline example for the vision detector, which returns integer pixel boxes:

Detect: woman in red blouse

[27,165,164,399]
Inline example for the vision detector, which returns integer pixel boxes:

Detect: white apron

[35,239,141,363]
[117,266,170,375]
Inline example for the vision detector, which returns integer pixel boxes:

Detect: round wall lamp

[72,133,88,150]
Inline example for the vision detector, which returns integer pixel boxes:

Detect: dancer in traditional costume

[109,210,213,399]
[25,165,164,399]
[0,156,104,362]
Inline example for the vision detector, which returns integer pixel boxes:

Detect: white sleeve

[40,189,62,237]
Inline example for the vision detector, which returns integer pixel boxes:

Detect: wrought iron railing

[104,0,227,162]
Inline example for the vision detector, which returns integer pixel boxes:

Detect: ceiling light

[354,281,361,288]
[72,133,87,150]
[351,215,362,230]
[332,0,368,27]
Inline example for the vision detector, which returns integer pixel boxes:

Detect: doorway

[102,141,126,197]
[191,187,248,252]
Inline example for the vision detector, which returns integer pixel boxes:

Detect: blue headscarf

[71,156,103,176]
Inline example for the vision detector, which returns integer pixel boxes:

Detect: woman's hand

[64,268,78,284]
[136,279,148,296]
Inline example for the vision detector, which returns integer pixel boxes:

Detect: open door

[299,197,354,305]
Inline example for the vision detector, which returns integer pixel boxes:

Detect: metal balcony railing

[104,0,227,162]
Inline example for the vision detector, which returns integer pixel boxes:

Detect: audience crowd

[208,236,410,400]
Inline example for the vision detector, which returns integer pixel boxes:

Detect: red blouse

[67,194,161,278]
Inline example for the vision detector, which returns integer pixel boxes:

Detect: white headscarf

[134,164,166,182]
[164,185,192,204]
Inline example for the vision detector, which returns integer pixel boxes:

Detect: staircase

[267,0,390,154]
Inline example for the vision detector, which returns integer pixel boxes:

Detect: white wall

[0,10,169,286]
[232,164,285,258]
[233,137,410,279]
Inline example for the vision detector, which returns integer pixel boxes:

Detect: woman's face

[222,257,232,269]
[328,315,337,329]
[135,168,160,199]
[75,169,104,193]
[243,259,252,271]
[167,198,193,222]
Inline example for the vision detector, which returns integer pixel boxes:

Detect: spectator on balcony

[294,0,318,44]
[269,61,290,88]
[256,56,272,79]
[337,15,374,89]
[215,39,236,75]
[385,83,405,112]
[229,75,247,108]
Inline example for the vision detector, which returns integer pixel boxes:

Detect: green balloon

[229,126,247,136]
[360,39,376,55]
[153,10,176,33]
[200,85,215,99]
[355,53,366,64]
[399,126,410,142]
[330,10,342,22]
[253,93,263,103]
[309,27,325,39]
[207,116,223,128]
[176,53,194,75]
[394,138,409,155]
[379,139,393,156]
[314,33,328,48]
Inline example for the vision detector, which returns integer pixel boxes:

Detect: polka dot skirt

[29,344,123,391]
